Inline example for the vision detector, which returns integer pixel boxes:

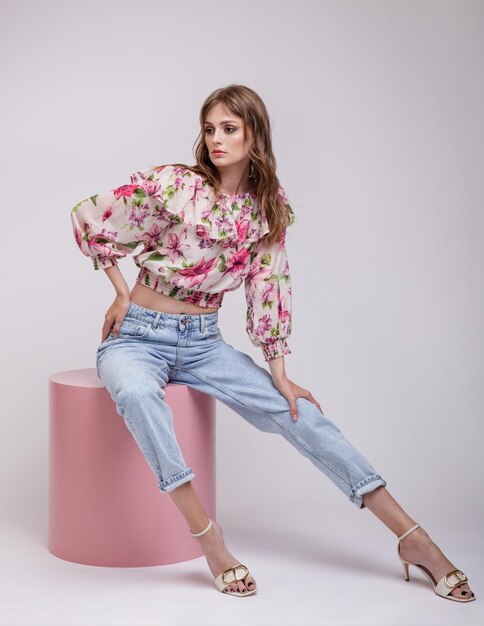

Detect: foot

[191,519,257,594]
[398,526,475,600]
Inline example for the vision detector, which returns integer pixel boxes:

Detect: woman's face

[203,102,252,170]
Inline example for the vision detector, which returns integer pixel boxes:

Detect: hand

[101,294,130,342]
[272,376,324,422]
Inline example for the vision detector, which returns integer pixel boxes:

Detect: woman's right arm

[70,166,161,341]
[100,265,131,341]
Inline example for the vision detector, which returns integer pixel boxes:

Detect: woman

[70,84,475,601]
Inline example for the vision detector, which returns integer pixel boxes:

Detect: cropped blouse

[70,164,296,361]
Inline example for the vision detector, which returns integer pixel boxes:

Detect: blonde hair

[167,83,294,246]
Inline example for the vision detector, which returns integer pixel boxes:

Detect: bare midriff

[129,282,220,315]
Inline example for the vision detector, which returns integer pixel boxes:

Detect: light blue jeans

[96,301,387,508]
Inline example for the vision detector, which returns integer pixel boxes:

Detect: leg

[362,487,475,599]
[168,481,257,594]
[96,342,196,492]
[173,337,474,598]
[171,340,386,509]
[96,335,255,594]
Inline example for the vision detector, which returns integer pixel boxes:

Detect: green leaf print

[132,187,147,199]
[71,200,87,214]
[270,323,280,338]
[113,241,141,250]
[163,184,177,199]
[146,252,167,262]
[260,253,272,266]
[265,273,279,283]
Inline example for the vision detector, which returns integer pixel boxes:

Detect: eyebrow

[203,119,239,125]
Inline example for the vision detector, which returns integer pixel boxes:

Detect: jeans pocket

[104,318,151,341]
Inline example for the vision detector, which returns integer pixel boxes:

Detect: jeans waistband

[127,300,219,331]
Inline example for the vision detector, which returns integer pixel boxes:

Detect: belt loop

[199,313,205,332]
[152,311,162,328]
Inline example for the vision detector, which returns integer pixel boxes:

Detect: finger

[289,399,298,421]
[308,393,324,415]
[101,326,110,342]
[112,316,127,338]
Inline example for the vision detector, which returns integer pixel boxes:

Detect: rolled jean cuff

[350,474,387,509]
[158,467,196,493]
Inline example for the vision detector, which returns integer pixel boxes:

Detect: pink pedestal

[48,368,216,567]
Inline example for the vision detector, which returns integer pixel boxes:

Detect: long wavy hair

[164,84,293,246]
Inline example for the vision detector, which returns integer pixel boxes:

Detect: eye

[204,126,236,134]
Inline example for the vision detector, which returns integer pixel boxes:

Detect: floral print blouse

[70,164,296,362]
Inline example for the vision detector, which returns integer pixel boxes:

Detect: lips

[213,150,225,154]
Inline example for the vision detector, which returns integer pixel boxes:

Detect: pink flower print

[255,314,273,339]
[261,282,276,307]
[141,178,162,198]
[235,219,250,243]
[101,207,113,222]
[195,224,210,239]
[195,224,218,249]
[128,202,151,228]
[87,227,117,257]
[139,222,164,250]
[224,248,251,278]
[189,176,207,204]
[215,213,235,237]
[246,255,272,282]
[90,227,117,245]
[281,258,291,281]
[74,227,82,250]
[174,256,218,289]
[113,184,139,200]
[164,228,191,263]
[278,293,290,325]
[172,173,186,192]
[200,205,214,223]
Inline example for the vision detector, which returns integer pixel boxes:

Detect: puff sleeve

[70,166,163,270]
[244,186,295,361]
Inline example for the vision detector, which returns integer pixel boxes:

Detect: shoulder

[131,164,202,196]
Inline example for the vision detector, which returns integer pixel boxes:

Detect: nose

[212,129,224,144]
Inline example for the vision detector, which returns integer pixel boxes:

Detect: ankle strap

[190,518,213,537]
[398,523,420,541]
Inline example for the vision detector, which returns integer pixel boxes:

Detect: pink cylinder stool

[48,368,216,567]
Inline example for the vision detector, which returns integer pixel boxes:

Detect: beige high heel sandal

[397,523,475,602]
[190,519,258,597]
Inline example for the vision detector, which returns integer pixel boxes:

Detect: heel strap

[190,518,213,537]
[398,523,420,542]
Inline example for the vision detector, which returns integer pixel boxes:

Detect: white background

[1,1,482,624]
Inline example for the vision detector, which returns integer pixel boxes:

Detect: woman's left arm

[244,183,324,421]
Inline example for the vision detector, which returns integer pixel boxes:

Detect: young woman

[71,84,475,601]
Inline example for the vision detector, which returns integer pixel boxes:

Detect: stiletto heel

[190,518,257,597]
[397,523,475,602]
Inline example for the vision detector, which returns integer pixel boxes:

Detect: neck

[217,165,253,195]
